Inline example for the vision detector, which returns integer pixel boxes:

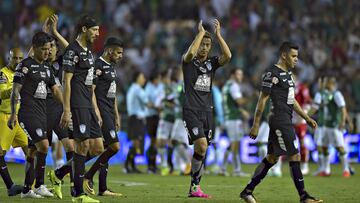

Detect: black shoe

[349,166,355,176]
[300,191,323,203]
[8,184,23,196]
[123,167,133,174]
[70,186,76,197]
[240,189,256,203]
[132,167,142,174]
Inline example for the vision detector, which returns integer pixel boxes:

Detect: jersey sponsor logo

[96,69,102,76]
[205,61,212,71]
[79,124,86,134]
[262,81,272,88]
[31,64,39,68]
[103,65,110,69]
[32,70,39,74]
[80,52,87,55]
[287,87,295,104]
[194,74,211,92]
[280,72,286,76]
[22,67,29,74]
[67,50,75,58]
[74,55,79,63]
[107,81,117,98]
[192,127,199,136]
[110,130,116,138]
[36,128,43,137]
[85,67,94,85]
[282,79,287,82]
[272,77,279,84]
[0,72,7,84]
[293,139,299,150]
[199,66,207,73]
[34,81,47,99]
[46,69,51,77]
[40,71,46,78]
[264,72,272,80]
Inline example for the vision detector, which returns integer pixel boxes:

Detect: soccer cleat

[34,185,54,197]
[218,168,230,176]
[188,184,211,198]
[48,169,63,199]
[319,172,331,177]
[72,194,100,203]
[21,190,43,198]
[233,171,251,177]
[343,171,351,178]
[349,166,355,176]
[98,189,123,196]
[7,184,23,196]
[240,189,257,203]
[84,178,95,195]
[132,167,143,174]
[300,191,323,203]
[160,167,170,176]
[268,170,282,177]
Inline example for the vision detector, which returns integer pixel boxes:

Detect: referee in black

[239,42,322,203]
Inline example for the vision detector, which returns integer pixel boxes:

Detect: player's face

[285,49,298,69]
[48,40,58,62]
[197,37,212,58]
[86,26,100,44]
[8,49,24,69]
[234,69,243,83]
[326,77,336,91]
[110,47,123,63]
[34,42,51,62]
[138,73,146,86]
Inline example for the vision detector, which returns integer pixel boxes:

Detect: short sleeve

[13,62,28,85]
[261,71,276,95]
[230,82,242,100]
[312,92,322,109]
[93,60,103,85]
[62,48,78,73]
[334,91,346,107]
[47,68,57,88]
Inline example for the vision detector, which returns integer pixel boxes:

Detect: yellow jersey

[0,66,19,114]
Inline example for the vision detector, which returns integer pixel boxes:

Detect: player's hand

[213,19,221,36]
[60,111,71,129]
[338,121,346,131]
[306,117,317,129]
[49,14,59,33]
[115,116,121,132]
[42,17,51,33]
[249,125,259,140]
[348,121,354,133]
[96,112,103,127]
[198,20,205,34]
[7,114,17,130]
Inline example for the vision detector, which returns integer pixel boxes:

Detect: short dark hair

[104,37,123,48]
[75,15,98,35]
[230,68,242,75]
[203,31,212,41]
[279,41,299,55]
[132,70,143,82]
[32,31,52,48]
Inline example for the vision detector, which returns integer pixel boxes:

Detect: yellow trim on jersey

[0,67,19,114]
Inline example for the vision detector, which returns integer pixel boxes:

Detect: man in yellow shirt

[0,48,28,196]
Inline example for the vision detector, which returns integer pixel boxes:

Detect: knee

[90,146,104,156]
[110,143,120,153]
[75,140,90,155]
[336,147,346,155]
[289,153,301,161]
[266,154,279,164]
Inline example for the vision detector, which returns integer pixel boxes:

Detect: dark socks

[99,163,108,193]
[85,148,116,180]
[289,161,306,196]
[190,152,205,186]
[23,157,35,193]
[73,153,86,196]
[245,158,275,192]
[35,152,47,188]
[125,147,136,169]
[55,160,72,180]
[0,155,14,189]
[66,151,74,161]
[146,146,157,170]
[167,147,174,172]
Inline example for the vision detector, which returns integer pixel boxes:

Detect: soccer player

[239,42,322,203]
[294,79,312,175]
[82,37,123,196]
[144,72,162,173]
[156,70,176,176]
[310,76,353,177]
[57,15,103,203]
[8,31,63,198]
[221,68,250,177]
[125,71,149,173]
[0,48,27,196]
[182,19,231,198]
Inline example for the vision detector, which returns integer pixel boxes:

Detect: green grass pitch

[0,163,359,202]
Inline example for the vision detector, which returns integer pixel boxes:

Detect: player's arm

[60,72,72,128]
[294,100,317,129]
[114,96,121,132]
[49,14,69,48]
[7,82,22,129]
[92,85,103,127]
[213,19,231,66]
[51,85,64,104]
[183,20,206,63]
[0,73,12,99]
[251,92,269,128]
[345,108,354,132]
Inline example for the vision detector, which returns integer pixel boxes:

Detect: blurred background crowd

[0,0,360,131]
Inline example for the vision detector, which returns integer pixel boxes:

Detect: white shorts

[157,119,174,140]
[323,127,345,147]
[224,119,245,142]
[257,121,270,143]
[314,126,325,146]
[171,119,188,144]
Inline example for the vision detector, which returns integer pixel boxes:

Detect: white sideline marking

[109,180,148,186]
